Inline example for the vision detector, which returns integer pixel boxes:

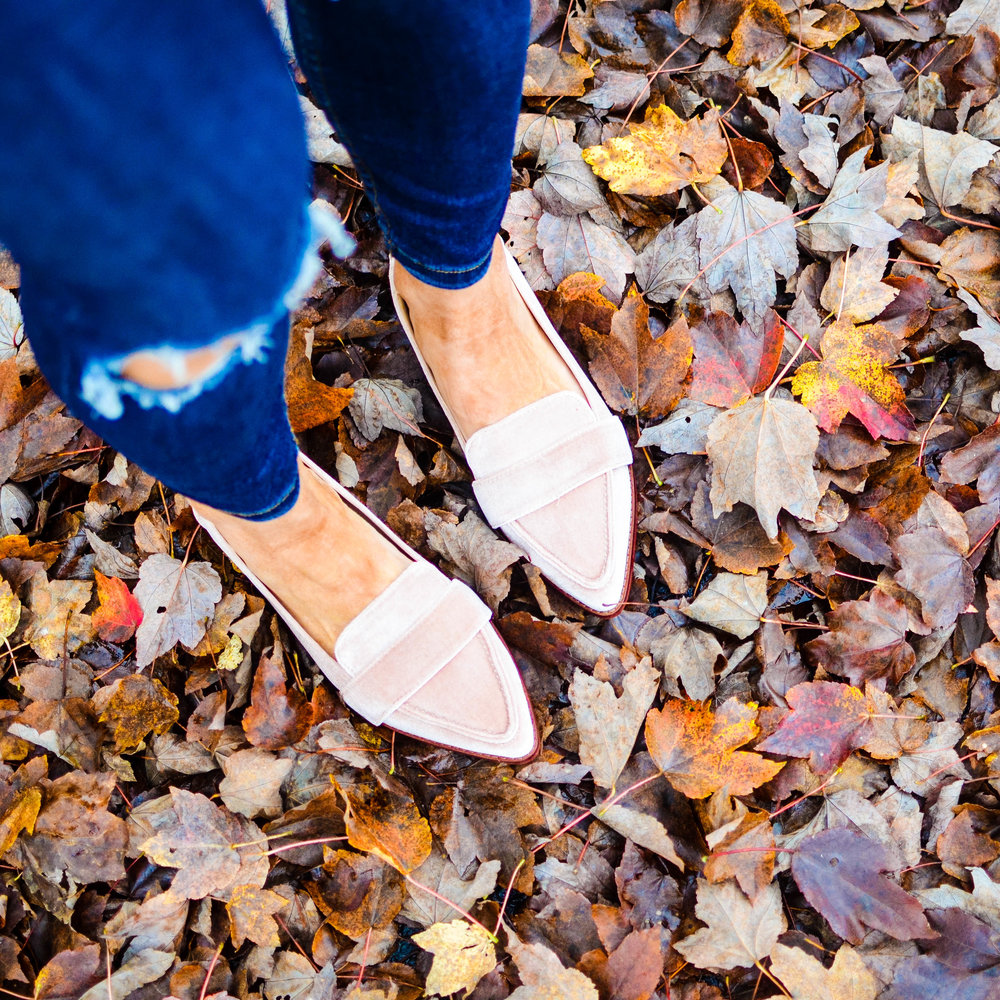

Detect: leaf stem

[405,873,499,944]
[764,335,809,401]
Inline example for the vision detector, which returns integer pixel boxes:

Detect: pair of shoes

[390,244,636,616]
[194,453,538,762]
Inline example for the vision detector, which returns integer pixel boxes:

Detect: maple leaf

[413,920,497,997]
[675,880,786,970]
[644,622,721,700]
[284,319,353,433]
[219,748,293,819]
[242,642,313,749]
[535,140,606,216]
[791,828,934,942]
[805,589,915,687]
[536,211,636,300]
[506,937,599,1000]
[757,680,884,773]
[894,526,975,630]
[226,885,286,949]
[133,554,221,666]
[884,118,997,210]
[90,571,143,642]
[820,245,900,326]
[25,576,93,659]
[791,319,914,439]
[582,287,692,418]
[580,928,663,1000]
[339,771,432,874]
[583,105,727,196]
[956,286,1000,370]
[801,148,901,252]
[0,579,19,642]
[97,674,179,754]
[645,697,783,798]
[402,850,501,928]
[697,188,799,331]
[682,571,768,639]
[634,216,709,305]
[523,43,593,97]
[704,808,776,900]
[686,309,783,408]
[770,942,878,1000]
[569,662,659,790]
[307,848,404,938]
[348,377,423,441]
[706,394,821,541]
[729,0,790,65]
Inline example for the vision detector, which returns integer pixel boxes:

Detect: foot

[391,236,583,439]
[189,456,409,652]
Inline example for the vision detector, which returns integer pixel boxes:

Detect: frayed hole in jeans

[80,324,271,420]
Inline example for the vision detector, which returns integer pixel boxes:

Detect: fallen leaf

[884,117,997,209]
[339,771,432,874]
[413,920,496,997]
[133,554,221,666]
[757,680,883,772]
[682,571,768,639]
[770,942,879,1000]
[581,927,663,1000]
[537,211,636,300]
[894,526,975,629]
[523,43,594,97]
[956,287,1000,370]
[402,850,501,928]
[98,674,179,753]
[226,885,286,949]
[583,105,728,196]
[802,148,901,252]
[697,188,799,331]
[0,579,19,642]
[819,245,900,324]
[307,848,405,938]
[348,377,423,441]
[729,0,790,65]
[634,216,709,305]
[790,828,934,942]
[805,589,915,686]
[645,697,783,797]
[686,309,783,408]
[25,576,93,659]
[706,395,821,541]
[507,936,599,999]
[569,661,659,790]
[791,319,914,439]
[219,748,293,819]
[582,287,692,419]
[675,880,786,970]
[243,642,313,749]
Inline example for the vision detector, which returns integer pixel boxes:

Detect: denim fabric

[0,0,530,518]
[287,0,531,289]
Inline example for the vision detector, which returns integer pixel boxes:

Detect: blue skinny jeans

[0,0,531,519]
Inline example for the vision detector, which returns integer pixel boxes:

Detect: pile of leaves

[6,0,1000,996]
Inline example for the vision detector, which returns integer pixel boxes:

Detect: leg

[286,0,581,438]
[4,0,407,647]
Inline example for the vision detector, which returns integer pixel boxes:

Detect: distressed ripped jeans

[0,0,530,519]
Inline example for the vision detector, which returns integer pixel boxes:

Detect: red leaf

[91,571,143,643]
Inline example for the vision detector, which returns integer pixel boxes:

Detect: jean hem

[389,242,493,290]
[219,473,301,522]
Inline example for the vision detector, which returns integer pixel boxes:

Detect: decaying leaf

[413,920,497,997]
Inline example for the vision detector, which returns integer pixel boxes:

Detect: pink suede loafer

[194,453,538,761]
[389,246,636,616]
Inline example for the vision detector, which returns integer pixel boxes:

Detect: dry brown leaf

[682,571,768,639]
[706,395,821,541]
[226,885,286,949]
[523,43,594,97]
[413,920,497,997]
[770,942,878,1000]
[675,880,786,970]
[569,661,659,790]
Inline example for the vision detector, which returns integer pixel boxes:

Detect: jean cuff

[388,241,493,290]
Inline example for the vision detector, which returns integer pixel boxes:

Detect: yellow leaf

[226,884,286,949]
[583,105,727,196]
[413,919,496,997]
[729,0,790,66]
[0,787,41,856]
[0,579,19,642]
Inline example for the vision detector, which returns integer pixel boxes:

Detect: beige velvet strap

[337,569,491,726]
[472,417,632,528]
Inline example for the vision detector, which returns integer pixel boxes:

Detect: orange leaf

[644,698,783,798]
[91,571,143,643]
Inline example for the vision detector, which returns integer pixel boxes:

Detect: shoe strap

[467,394,633,529]
[336,562,491,726]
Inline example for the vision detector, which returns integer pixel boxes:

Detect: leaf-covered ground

[5,0,1000,996]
